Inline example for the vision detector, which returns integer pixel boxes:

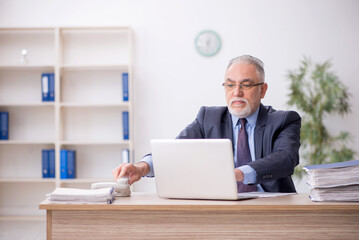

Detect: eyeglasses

[222,82,264,91]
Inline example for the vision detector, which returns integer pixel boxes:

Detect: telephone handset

[91,178,131,197]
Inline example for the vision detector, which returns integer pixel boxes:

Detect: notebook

[151,139,247,200]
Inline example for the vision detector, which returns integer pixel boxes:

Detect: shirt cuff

[238,165,257,185]
[139,155,155,177]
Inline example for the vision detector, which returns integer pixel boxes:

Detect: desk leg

[47,210,52,240]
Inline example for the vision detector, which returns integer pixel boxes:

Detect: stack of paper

[47,187,115,204]
[304,160,359,202]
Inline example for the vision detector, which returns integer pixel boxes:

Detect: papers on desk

[304,160,359,202]
[238,192,297,198]
[46,187,115,204]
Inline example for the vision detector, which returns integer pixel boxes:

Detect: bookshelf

[0,27,133,215]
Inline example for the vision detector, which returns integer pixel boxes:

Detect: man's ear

[260,83,268,99]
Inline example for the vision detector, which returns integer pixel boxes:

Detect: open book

[47,187,115,204]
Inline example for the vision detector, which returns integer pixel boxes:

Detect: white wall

[1,0,358,193]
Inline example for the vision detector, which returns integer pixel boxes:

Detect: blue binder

[41,73,55,102]
[41,73,49,101]
[49,149,55,178]
[122,73,129,101]
[42,150,49,178]
[67,150,76,179]
[60,150,68,179]
[48,73,55,102]
[304,160,359,171]
[0,112,9,140]
[122,149,130,164]
[122,111,129,140]
[60,149,76,179]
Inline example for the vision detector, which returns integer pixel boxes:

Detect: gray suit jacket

[176,104,301,193]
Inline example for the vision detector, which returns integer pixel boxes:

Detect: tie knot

[239,118,247,127]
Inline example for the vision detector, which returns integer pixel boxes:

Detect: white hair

[227,55,265,82]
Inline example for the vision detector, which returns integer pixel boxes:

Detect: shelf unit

[0,27,133,215]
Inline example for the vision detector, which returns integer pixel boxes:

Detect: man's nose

[233,85,243,97]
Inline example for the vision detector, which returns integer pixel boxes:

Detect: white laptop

[151,139,246,200]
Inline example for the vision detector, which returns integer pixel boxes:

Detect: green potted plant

[287,57,356,177]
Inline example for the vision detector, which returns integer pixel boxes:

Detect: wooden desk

[39,193,359,240]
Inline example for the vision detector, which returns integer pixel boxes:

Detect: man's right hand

[112,162,150,185]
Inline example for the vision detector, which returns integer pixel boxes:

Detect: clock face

[195,30,221,57]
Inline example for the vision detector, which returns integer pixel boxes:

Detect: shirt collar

[231,106,260,127]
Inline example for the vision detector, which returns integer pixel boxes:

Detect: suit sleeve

[248,111,301,184]
[176,107,205,139]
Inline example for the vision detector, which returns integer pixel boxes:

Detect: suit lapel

[255,104,267,160]
[221,109,235,151]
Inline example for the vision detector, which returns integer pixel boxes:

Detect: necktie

[236,118,257,192]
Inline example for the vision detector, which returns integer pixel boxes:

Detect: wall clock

[194,30,221,57]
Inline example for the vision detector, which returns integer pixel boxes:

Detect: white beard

[228,97,252,118]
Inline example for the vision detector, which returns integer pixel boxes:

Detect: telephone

[91,178,131,197]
